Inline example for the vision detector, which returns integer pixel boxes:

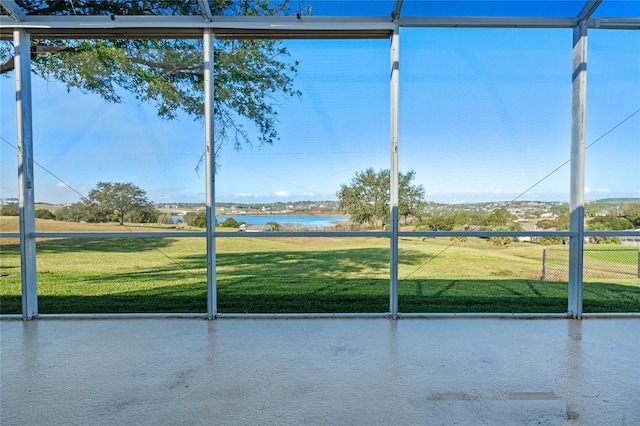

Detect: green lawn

[584,246,639,265]
[1,230,639,314]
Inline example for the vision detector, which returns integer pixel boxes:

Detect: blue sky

[1,27,638,205]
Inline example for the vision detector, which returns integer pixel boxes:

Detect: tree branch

[127,56,200,75]
[0,57,14,74]
[0,44,78,75]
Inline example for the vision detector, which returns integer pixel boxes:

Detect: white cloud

[273,190,291,197]
[302,191,314,197]
[233,192,258,198]
[54,181,86,192]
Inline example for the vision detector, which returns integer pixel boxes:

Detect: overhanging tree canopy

[0,0,301,155]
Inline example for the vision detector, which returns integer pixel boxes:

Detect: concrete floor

[1,318,638,426]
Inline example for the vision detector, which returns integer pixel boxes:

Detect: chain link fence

[542,247,640,281]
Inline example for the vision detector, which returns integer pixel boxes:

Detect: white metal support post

[568,19,588,318]
[389,19,400,319]
[204,29,217,318]
[14,29,37,319]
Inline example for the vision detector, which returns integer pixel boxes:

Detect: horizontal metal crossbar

[1,15,638,40]
[399,16,577,28]
[584,230,640,237]
[2,312,638,320]
[2,231,637,240]
[399,231,576,238]
[6,230,639,239]
[0,15,394,39]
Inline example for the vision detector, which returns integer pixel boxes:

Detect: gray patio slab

[1,318,638,425]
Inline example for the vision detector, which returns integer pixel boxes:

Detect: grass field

[583,246,639,265]
[1,217,639,314]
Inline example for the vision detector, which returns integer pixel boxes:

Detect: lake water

[217,215,347,228]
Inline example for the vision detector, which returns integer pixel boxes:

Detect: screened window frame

[2,2,639,319]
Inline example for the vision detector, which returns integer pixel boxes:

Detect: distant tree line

[414,207,523,246]
[3,178,639,245]
[412,203,640,246]
[415,208,524,232]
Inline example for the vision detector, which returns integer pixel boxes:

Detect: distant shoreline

[216,215,348,228]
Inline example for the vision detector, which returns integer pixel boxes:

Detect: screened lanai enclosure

[1,0,639,320]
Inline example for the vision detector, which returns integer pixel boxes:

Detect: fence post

[637,251,639,279]
[541,247,547,281]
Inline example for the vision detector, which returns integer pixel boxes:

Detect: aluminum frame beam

[392,0,404,20]
[399,16,577,28]
[0,16,395,39]
[587,18,640,30]
[14,28,37,319]
[3,230,599,239]
[577,0,603,21]
[2,14,638,41]
[0,0,23,21]
[203,28,216,318]
[389,18,400,319]
[568,19,589,319]
[197,0,214,22]
[399,16,640,30]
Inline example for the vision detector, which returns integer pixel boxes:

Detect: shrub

[35,209,56,220]
[536,219,557,229]
[265,221,281,231]
[588,215,633,231]
[220,217,240,228]
[415,215,454,231]
[490,236,512,247]
[1,206,19,216]
[194,212,207,228]
[449,236,468,242]
[540,237,564,245]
